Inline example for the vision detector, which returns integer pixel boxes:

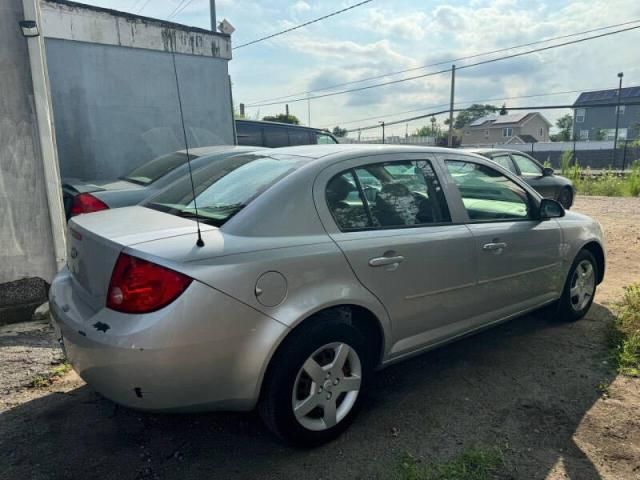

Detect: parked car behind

[466,148,575,208]
[62,145,264,219]
[50,145,604,446]
[236,119,338,147]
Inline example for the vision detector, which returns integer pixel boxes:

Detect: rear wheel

[558,249,597,321]
[259,310,371,446]
[558,187,573,209]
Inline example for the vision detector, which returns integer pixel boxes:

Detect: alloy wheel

[292,342,362,431]
[570,259,596,312]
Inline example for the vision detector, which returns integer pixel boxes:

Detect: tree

[262,113,300,125]
[452,104,498,129]
[332,126,348,137]
[551,114,573,142]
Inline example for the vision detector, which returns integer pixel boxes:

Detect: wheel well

[582,241,605,284]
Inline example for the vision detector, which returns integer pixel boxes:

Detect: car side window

[445,160,531,221]
[511,153,542,177]
[326,160,451,231]
[326,172,372,230]
[263,126,290,148]
[490,154,517,174]
[317,133,338,144]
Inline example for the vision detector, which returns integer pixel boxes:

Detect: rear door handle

[369,255,405,267]
[482,242,507,251]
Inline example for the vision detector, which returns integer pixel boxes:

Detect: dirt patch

[0,195,638,480]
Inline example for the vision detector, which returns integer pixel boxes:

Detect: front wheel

[558,249,597,321]
[259,312,370,446]
[558,187,573,209]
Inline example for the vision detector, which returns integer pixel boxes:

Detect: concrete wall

[0,0,58,321]
[46,40,234,179]
[41,0,235,180]
[0,0,57,284]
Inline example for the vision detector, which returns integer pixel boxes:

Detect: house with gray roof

[461,112,551,146]
[572,86,640,141]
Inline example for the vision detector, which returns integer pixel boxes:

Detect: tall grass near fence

[561,154,640,197]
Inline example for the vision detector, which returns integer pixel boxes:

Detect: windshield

[143,154,309,226]
[123,152,198,186]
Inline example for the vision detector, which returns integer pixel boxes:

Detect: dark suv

[236,119,338,148]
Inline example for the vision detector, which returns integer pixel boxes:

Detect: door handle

[482,242,507,251]
[369,255,405,267]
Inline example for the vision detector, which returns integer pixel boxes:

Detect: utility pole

[285,104,289,117]
[307,93,311,126]
[379,121,385,144]
[613,71,623,168]
[210,0,216,31]
[447,64,456,147]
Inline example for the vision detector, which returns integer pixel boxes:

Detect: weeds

[29,361,71,388]
[608,284,640,377]
[398,448,504,480]
[567,160,640,197]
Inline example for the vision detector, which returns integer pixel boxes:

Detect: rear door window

[326,160,451,231]
[236,122,263,146]
[288,129,312,146]
[263,126,290,148]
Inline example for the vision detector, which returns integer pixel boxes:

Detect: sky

[80,0,640,137]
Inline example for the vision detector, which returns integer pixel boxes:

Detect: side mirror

[542,167,554,177]
[540,198,565,219]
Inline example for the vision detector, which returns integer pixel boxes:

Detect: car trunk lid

[66,206,217,311]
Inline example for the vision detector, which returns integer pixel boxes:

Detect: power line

[136,0,152,14]
[233,0,375,50]
[168,0,196,19]
[352,101,640,132]
[245,19,640,106]
[322,88,603,128]
[246,24,640,108]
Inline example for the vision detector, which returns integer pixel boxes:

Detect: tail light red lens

[70,193,109,217]
[107,253,193,314]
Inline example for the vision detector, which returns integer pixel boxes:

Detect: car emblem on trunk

[70,247,78,259]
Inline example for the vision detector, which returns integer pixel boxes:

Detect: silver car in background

[50,145,605,446]
[62,145,264,218]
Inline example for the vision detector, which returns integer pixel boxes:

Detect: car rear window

[123,152,198,186]
[143,153,309,226]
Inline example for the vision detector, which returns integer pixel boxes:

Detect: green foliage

[332,126,348,137]
[609,284,640,376]
[30,361,71,388]
[551,114,573,141]
[398,448,504,480]
[454,104,498,130]
[262,113,300,125]
[628,161,640,197]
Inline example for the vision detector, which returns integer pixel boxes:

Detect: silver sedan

[50,145,605,446]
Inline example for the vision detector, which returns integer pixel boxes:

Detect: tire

[259,309,372,446]
[558,187,573,209]
[558,249,598,321]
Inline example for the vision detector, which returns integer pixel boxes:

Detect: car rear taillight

[107,253,193,313]
[70,193,109,217]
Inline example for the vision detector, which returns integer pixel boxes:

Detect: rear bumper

[49,269,288,411]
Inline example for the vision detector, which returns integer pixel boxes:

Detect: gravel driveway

[1,195,639,480]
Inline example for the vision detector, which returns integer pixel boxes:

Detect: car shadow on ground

[0,303,617,480]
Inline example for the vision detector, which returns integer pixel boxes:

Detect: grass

[398,448,504,480]
[30,361,72,388]
[608,283,640,377]
[560,155,640,197]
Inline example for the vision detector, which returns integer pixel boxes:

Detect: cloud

[361,9,430,40]
[290,1,311,15]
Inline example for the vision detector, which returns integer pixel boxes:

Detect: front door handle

[369,255,405,267]
[482,242,507,251]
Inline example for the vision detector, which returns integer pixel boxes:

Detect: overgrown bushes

[609,284,640,376]
[559,155,640,197]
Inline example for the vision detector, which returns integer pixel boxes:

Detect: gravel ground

[1,195,639,480]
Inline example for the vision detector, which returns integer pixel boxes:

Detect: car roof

[236,119,334,135]
[464,147,521,155]
[181,145,266,157]
[264,144,481,165]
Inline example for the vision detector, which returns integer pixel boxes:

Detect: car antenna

[170,42,204,247]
